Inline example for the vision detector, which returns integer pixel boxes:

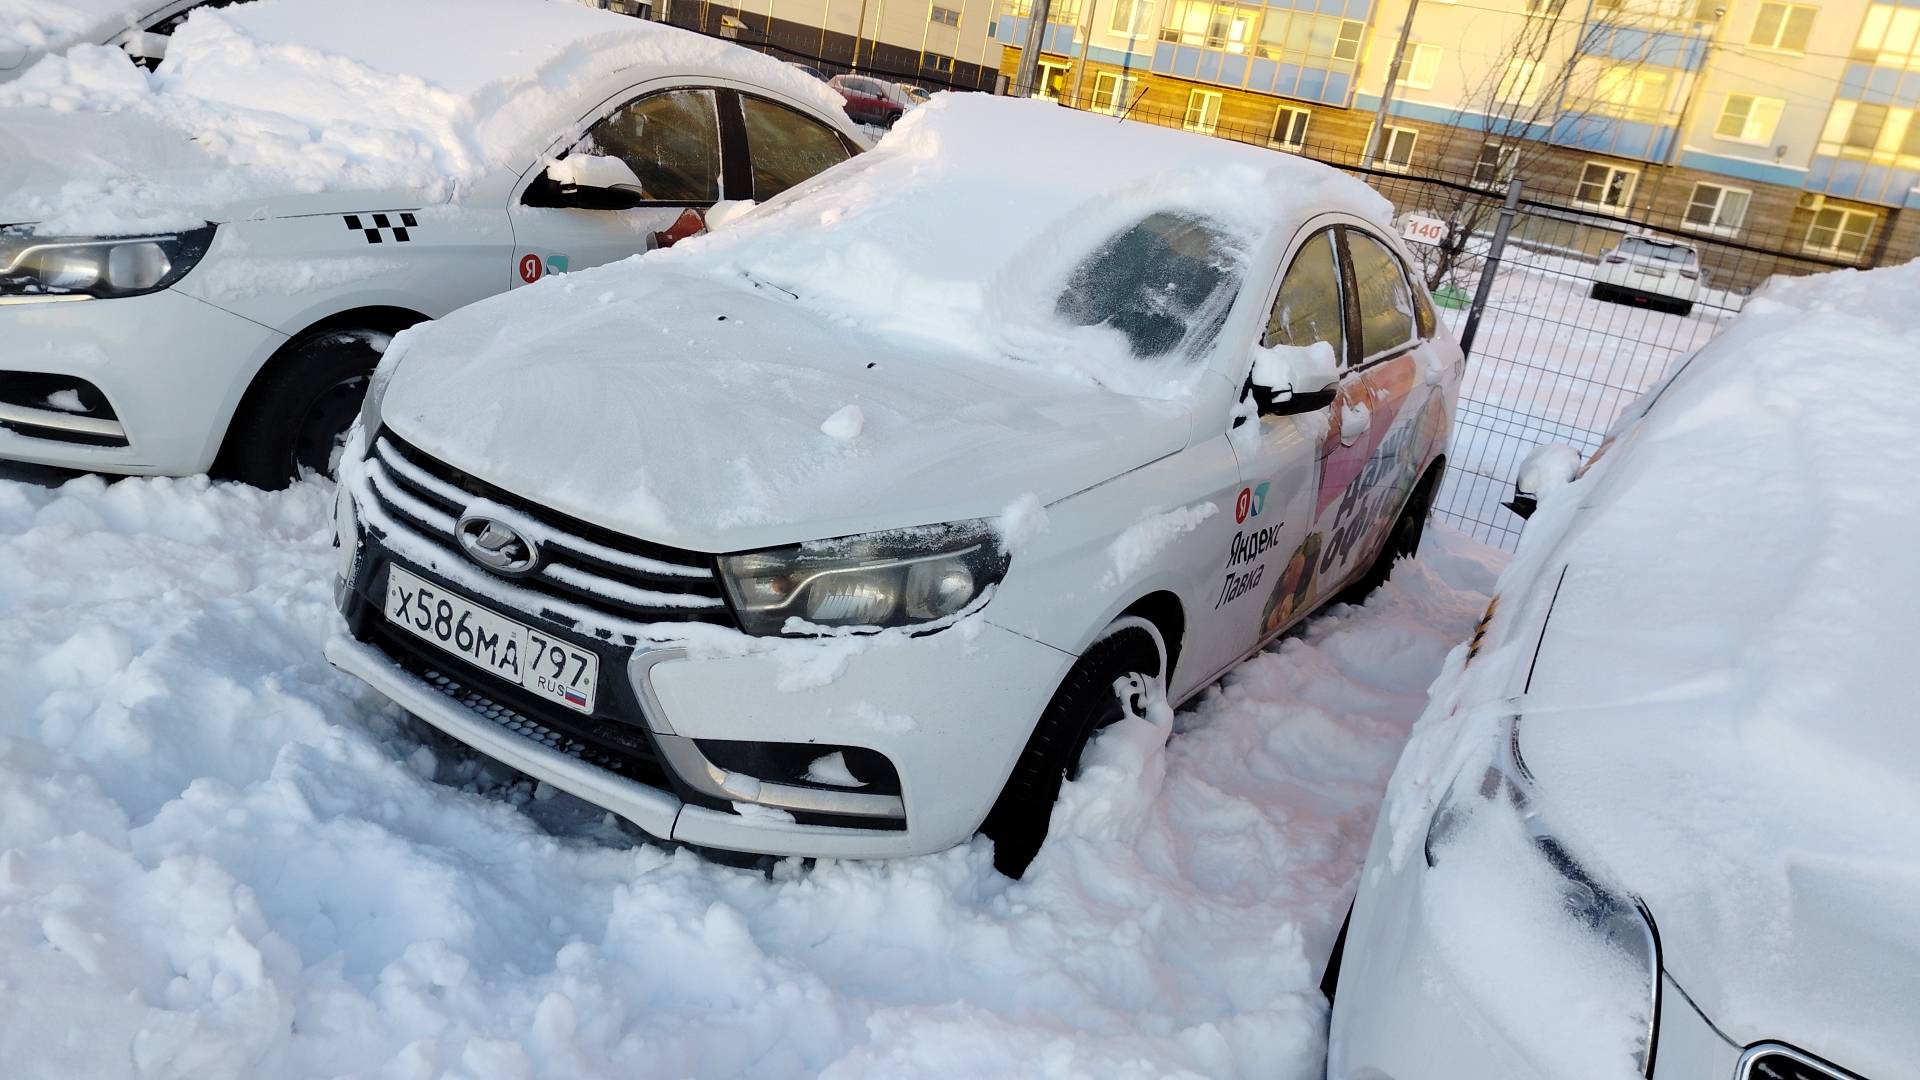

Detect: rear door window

[741,96,853,201]
[1342,230,1419,362]
[576,88,723,204]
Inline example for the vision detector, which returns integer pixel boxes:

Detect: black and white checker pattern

[343,212,417,244]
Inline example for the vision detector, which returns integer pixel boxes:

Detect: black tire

[980,620,1164,878]
[1338,468,1437,606]
[220,330,383,489]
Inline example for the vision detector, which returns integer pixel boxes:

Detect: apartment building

[609,0,1006,88]
[991,0,1920,266]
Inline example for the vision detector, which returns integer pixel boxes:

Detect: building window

[1816,100,1920,162]
[1589,65,1672,122]
[1160,0,1256,52]
[1495,57,1543,105]
[1184,89,1224,134]
[1805,206,1876,259]
[1380,125,1418,170]
[1715,94,1784,143]
[1090,71,1136,114]
[1397,43,1442,89]
[1575,161,1638,210]
[1525,0,1567,15]
[1855,4,1920,70]
[1272,104,1311,149]
[1683,182,1751,235]
[923,52,955,71]
[1251,13,1364,67]
[1749,1,1814,51]
[1033,59,1070,100]
[1472,141,1517,187]
[929,3,960,25]
[1904,114,1920,156]
[1845,102,1890,150]
[1109,0,1148,34]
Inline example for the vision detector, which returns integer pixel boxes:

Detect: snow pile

[0,470,1499,1078]
[1379,260,1920,1077]
[663,95,1391,398]
[0,0,842,231]
[0,0,131,58]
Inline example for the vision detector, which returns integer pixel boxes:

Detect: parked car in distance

[829,73,906,126]
[0,0,859,486]
[327,95,1464,877]
[1590,234,1701,315]
[0,0,245,81]
[896,82,932,107]
[1326,260,1920,1079]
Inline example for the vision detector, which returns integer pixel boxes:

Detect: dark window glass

[1264,229,1345,361]
[148,0,245,36]
[741,97,852,201]
[1056,212,1243,362]
[578,89,721,204]
[1345,230,1419,360]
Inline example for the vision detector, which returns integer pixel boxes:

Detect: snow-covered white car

[1326,261,1920,1078]
[0,0,860,485]
[326,95,1464,874]
[0,0,242,82]
[1590,234,1702,315]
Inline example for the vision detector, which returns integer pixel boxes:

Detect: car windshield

[1054,212,1244,365]
[1621,237,1695,265]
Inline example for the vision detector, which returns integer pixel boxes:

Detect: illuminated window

[1184,89,1224,134]
[1855,4,1920,70]
[1749,2,1814,51]
[1715,94,1784,143]
[1397,43,1442,89]
[1090,70,1136,114]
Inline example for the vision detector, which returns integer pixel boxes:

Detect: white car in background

[0,0,243,81]
[1590,234,1702,316]
[327,95,1463,875]
[1326,261,1920,1078]
[0,0,859,486]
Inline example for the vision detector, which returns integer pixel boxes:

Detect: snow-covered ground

[0,471,1501,1078]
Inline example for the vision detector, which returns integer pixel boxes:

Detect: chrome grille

[363,434,734,628]
[1742,1044,1862,1080]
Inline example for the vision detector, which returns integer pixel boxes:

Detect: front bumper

[1327,807,1742,1079]
[0,289,284,474]
[329,490,1074,859]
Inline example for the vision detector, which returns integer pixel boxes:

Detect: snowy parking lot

[0,470,1499,1078]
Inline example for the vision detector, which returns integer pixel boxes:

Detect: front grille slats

[1743,1045,1863,1080]
[365,434,735,628]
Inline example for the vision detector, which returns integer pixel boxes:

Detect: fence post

[1458,179,1522,361]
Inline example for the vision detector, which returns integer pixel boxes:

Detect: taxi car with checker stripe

[0,0,861,486]
[326,95,1464,875]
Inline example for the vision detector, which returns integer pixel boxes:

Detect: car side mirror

[116,30,169,64]
[1505,444,1581,520]
[1248,341,1341,417]
[525,154,647,210]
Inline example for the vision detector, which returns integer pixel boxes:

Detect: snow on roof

[0,0,138,61]
[662,93,1392,397]
[0,0,846,231]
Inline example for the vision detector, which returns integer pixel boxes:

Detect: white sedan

[1327,260,1920,1077]
[326,95,1464,874]
[0,0,859,485]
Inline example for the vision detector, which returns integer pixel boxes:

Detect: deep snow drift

[0,472,1499,1078]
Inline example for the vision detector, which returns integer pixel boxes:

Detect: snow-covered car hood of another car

[0,0,136,80]
[1507,261,1920,1078]
[379,268,1197,553]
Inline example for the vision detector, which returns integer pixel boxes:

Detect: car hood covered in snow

[0,0,843,234]
[380,268,1196,553]
[1507,262,1920,1076]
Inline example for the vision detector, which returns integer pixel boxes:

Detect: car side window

[1344,230,1420,361]
[575,88,722,205]
[1263,230,1346,363]
[741,96,852,201]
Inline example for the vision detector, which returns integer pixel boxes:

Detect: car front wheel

[980,616,1167,877]
[220,330,384,489]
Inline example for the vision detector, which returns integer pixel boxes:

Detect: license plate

[384,566,599,714]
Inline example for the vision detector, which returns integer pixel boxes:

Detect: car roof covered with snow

[1436,260,1920,1075]
[0,0,849,232]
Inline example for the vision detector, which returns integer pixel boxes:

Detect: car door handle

[1339,404,1371,447]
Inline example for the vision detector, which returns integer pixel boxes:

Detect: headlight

[0,225,216,300]
[1424,716,1661,1077]
[719,520,1011,636]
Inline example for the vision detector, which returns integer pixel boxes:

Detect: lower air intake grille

[1743,1045,1862,1080]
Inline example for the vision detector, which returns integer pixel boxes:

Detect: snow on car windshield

[665,93,1387,399]
[0,0,841,233]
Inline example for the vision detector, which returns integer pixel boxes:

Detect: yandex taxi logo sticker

[1233,482,1270,524]
[518,253,543,284]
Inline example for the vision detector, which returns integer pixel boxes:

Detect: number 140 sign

[1400,215,1449,245]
